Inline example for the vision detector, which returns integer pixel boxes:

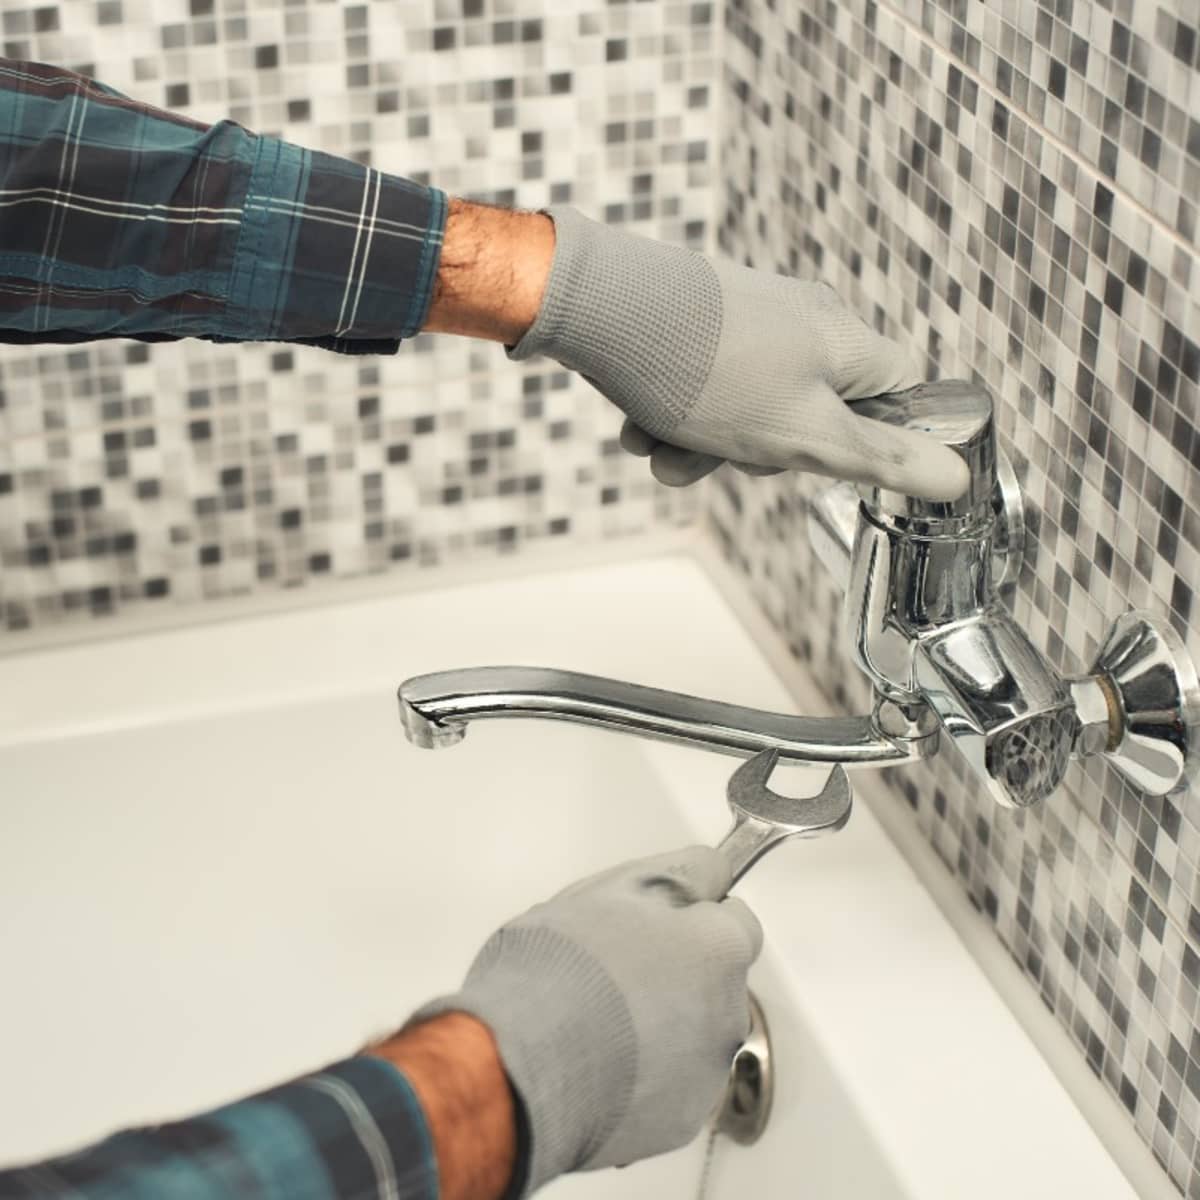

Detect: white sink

[0,555,1137,1198]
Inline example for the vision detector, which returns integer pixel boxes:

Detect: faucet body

[399,382,1199,808]
[838,383,1076,807]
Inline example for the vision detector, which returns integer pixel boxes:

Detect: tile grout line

[873,0,1197,258]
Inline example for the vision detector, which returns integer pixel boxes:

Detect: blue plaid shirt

[0,1059,439,1198]
[0,57,451,1199]
[0,58,447,354]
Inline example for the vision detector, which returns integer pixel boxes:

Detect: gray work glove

[508,205,968,499]
[411,846,763,1195]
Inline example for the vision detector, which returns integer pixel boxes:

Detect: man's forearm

[370,1013,518,1200]
[422,199,555,344]
[0,1014,514,1200]
[0,60,446,355]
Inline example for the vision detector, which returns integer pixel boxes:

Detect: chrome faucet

[399,381,1199,809]
[833,383,1081,807]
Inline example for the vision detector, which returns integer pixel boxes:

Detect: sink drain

[715,990,774,1145]
[696,992,774,1199]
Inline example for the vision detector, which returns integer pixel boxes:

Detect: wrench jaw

[727,752,853,837]
[716,753,854,888]
[808,767,853,836]
[727,747,784,802]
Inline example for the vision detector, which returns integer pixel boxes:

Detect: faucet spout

[916,611,1076,808]
[398,667,934,766]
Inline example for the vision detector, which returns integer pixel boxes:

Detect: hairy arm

[0,1014,516,1200]
[370,1013,518,1200]
[422,199,555,344]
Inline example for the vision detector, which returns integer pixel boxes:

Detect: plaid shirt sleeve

[0,1057,440,1199]
[0,58,447,356]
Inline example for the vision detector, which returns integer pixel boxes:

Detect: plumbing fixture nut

[1068,676,1117,759]
[874,696,940,741]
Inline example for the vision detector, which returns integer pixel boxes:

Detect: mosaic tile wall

[707,0,1200,1192]
[0,0,716,637]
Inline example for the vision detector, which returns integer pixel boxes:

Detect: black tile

[1048,58,1067,98]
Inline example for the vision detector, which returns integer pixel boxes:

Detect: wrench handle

[716,814,788,892]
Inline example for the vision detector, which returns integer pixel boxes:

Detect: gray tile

[711,0,1200,1191]
[0,0,713,634]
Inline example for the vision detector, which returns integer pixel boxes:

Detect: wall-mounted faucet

[398,381,1199,809]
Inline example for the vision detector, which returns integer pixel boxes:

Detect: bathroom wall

[709,0,1200,1191]
[0,0,715,638]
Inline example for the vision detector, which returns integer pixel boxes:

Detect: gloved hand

[410,846,763,1195]
[507,206,969,498]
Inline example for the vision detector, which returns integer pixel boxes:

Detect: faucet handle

[1081,613,1200,796]
[848,380,997,524]
[807,451,1025,595]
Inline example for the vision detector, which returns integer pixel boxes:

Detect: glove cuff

[409,924,638,1195]
[504,205,580,366]
[505,206,723,442]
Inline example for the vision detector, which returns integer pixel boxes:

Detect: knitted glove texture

[411,846,763,1194]
[509,206,968,498]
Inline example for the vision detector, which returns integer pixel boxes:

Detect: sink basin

[0,555,1136,1198]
